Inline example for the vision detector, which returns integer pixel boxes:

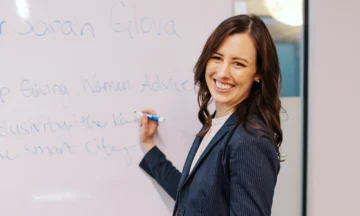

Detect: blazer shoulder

[231,114,273,142]
[226,131,280,174]
[226,117,279,163]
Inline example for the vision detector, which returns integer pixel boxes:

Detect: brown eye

[211,56,221,61]
[234,62,244,68]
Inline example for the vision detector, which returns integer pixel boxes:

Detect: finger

[141,109,156,115]
[140,113,148,128]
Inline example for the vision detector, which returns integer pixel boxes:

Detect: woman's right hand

[139,109,159,152]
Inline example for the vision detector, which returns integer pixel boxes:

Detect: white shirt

[189,112,233,173]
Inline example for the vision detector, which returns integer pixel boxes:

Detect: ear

[254,74,261,83]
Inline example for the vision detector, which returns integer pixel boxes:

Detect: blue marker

[134,111,165,123]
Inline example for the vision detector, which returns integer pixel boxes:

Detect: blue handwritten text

[25,142,75,157]
[0,20,5,35]
[0,150,18,160]
[80,114,108,129]
[20,79,70,98]
[85,137,134,156]
[0,118,72,137]
[111,2,179,39]
[82,75,131,94]
[113,112,137,127]
[141,74,192,92]
[0,86,10,104]
[17,18,95,37]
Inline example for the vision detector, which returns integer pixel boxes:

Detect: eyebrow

[214,52,249,64]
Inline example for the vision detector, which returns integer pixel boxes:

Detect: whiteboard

[0,0,232,215]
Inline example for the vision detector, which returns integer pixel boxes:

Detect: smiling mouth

[214,79,234,90]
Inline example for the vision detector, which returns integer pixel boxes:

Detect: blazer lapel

[179,112,238,190]
[177,131,203,191]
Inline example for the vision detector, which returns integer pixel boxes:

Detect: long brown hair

[194,14,283,159]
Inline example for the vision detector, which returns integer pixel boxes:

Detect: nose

[217,62,231,78]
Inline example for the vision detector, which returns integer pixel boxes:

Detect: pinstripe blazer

[139,112,280,216]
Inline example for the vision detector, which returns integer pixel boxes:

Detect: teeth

[215,80,233,90]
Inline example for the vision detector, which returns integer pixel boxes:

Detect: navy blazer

[139,113,280,216]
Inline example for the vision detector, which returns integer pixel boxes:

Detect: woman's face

[205,33,259,115]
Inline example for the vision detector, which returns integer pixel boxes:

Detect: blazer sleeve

[228,137,280,216]
[139,146,182,200]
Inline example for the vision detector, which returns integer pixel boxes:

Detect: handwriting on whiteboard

[0,113,136,138]
[2,137,137,165]
[0,111,140,163]
[16,19,95,37]
[0,86,10,104]
[110,1,179,39]
[0,150,18,160]
[0,107,165,166]
[0,2,179,38]
[0,74,192,104]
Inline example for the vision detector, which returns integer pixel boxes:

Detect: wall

[308,0,360,215]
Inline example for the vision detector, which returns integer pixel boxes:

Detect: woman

[139,14,282,216]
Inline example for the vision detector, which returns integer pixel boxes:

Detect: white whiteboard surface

[0,0,232,215]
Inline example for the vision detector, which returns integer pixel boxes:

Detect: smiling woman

[204,33,259,117]
[138,14,283,216]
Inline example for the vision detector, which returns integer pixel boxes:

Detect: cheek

[204,67,211,86]
[205,71,212,87]
[205,63,216,77]
[232,70,256,85]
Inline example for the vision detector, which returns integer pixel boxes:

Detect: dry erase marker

[134,111,165,123]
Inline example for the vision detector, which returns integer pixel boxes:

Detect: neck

[215,104,235,118]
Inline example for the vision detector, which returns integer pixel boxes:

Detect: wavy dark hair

[194,14,283,159]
